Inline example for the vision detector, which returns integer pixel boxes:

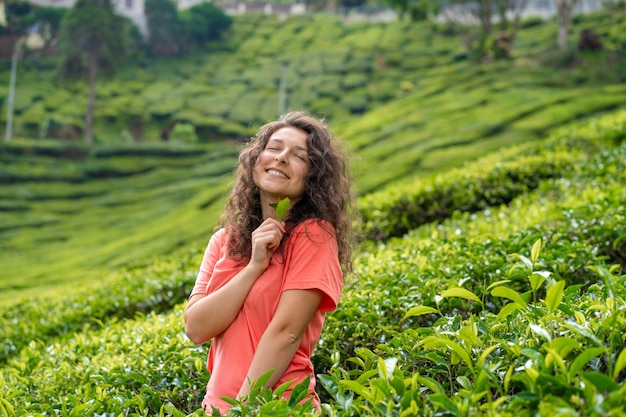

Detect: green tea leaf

[416,376,445,394]
[269,197,291,221]
[511,254,533,270]
[379,357,398,380]
[545,280,565,312]
[485,279,511,292]
[491,286,527,308]
[529,272,547,292]
[582,371,618,392]
[440,287,481,304]
[613,347,626,380]
[420,336,473,371]
[478,345,499,367]
[428,394,460,414]
[288,375,311,407]
[530,238,542,264]
[404,305,439,319]
[549,337,580,358]
[340,380,370,398]
[568,347,606,379]
[530,324,551,342]
[496,302,520,321]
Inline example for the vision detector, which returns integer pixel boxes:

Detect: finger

[259,218,286,233]
[252,230,282,253]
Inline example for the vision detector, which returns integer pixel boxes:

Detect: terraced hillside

[3,10,626,301]
[0,140,239,303]
[1,10,624,148]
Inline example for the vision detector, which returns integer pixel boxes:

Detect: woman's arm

[236,288,323,398]
[184,219,286,344]
[184,265,263,344]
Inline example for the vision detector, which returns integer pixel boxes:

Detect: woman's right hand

[248,218,285,273]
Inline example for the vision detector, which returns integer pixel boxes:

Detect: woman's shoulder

[291,218,336,241]
[208,227,228,246]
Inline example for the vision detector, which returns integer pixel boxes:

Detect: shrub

[341,89,369,114]
[180,1,232,46]
[171,122,199,143]
[358,109,626,241]
[578,29,603,51]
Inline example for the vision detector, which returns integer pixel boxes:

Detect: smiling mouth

[267,169,288,179]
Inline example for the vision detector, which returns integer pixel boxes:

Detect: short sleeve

[282,220,343,312]
[189,229,226,298]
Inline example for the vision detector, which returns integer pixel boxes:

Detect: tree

[554,0,580,51]
[145,0,187,57]
[431,0,528,61]
[3,1,35,142]
[384,0,439,20]
[180,1,232,47]
[339,0,368,8]
[2,0,35,51]
[32,6,67,53]
[57,0,127,145]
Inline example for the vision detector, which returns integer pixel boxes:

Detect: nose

[275,150,288,164]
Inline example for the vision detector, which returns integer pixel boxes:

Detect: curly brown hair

[217,111,359,275]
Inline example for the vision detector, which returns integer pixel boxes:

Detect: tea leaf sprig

[269,197,291,221]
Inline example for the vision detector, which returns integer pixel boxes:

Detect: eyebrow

[268,138,308,153]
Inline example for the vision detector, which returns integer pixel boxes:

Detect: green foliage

[57,0,128,77]
[171,122,199,143]
[146,0,188,57]
[269,197,291,221]
[32,6,67,47]
[121,15,146,60]
[0,246,201,363]
[358,109,626,241]
[180,1,233,46]
[3,11,625,146]
[350,241,626,416]
[383,0,439,20]
[0,139,238,306]
[3,0,34,36]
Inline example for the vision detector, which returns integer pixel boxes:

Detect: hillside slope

[3,11,626,299]
[1,10,623,148]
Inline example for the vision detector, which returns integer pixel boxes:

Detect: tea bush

[358,109,626,241]
[0,140,237,304]
[318,176,625,381]
[0,245,203,364]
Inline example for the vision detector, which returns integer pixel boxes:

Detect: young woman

[184,111,358,415]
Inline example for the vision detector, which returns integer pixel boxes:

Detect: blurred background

[2,0,623,144]
[2,0,625,311]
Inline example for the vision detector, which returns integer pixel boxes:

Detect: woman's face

[253,126,310,208]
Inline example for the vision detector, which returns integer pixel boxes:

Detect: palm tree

[57,0,127,145]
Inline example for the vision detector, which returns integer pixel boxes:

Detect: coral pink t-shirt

[189,219,343,414]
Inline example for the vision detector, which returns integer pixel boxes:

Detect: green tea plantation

[1,8,626,417]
